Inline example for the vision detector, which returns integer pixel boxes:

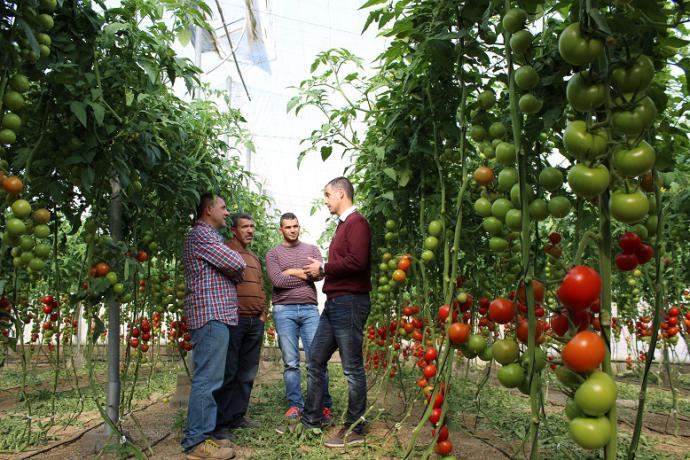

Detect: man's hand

[303,257,322,278]
[283,268,308,280]
[259,311,267,322]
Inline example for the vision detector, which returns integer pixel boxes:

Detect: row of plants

[291,0,690,458]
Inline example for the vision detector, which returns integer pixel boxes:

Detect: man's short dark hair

[196,192,215,220]
[280,212,298,227]
[326,176,354,200]
[231,212,253,227]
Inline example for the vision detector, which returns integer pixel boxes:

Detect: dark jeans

[302,294,370,433]
[216,315,264,429]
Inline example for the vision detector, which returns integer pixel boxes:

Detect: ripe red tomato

[392,269,407,283]
[94,262,110,277]
[517,319,545,344]
[135,250,148,262]
[517,279,545,303]
[42,304,53,315]
[435,439,453,455]
[417,377,428,388]
[403,306,414,317]
[428,407,442,425]
[130,337,139,348]
[615,252,639,271]
[669,306,680,317]
[423,363,437,379]
[448,322,470,344]
[489,298,515,324]
[398,257,411,272]
[619,232,641,253]
[562,330,606,373]
[548,232,562,245]
[438,304,450,322]
[635,243,654,264]
[412,329,423,342]
[424,347,438,362]
[557,266,601,311]
[550,313,569,336]
[433,425,449,442]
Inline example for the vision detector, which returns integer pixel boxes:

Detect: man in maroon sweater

[295,176,372,447]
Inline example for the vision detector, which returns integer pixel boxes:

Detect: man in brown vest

[213,213,267,440]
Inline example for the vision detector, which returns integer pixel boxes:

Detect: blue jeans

[182,320,231,451]
[273,304,332,409]
[216,315,264,429]
[302,295,370,433]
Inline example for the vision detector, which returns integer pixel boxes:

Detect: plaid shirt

[183,221,246,329]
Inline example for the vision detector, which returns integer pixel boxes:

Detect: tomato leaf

[398,168,411,187]
[286,96,300,113]
[359,0,388,9]
[15,18,40,56]
[89,102,105,126]
[90,316,105,345]
[70,101,88,127]
[320,145,333,161]
[383,167,397,180]
[587,9,611,36]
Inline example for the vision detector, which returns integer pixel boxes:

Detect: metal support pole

[105,179,123,434]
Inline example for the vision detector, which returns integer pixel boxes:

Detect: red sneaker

[284,406,301,420]
[322,407,334,426]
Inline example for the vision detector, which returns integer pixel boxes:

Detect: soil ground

[1,349,689,460]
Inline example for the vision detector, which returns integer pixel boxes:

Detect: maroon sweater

[323,212,372,298]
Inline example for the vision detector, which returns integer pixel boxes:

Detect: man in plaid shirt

[181,193,246,460]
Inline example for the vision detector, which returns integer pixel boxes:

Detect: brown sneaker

[324,427,365,448]
[185,438,236,460]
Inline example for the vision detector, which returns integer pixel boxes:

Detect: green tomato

[569,416,612,450]
[467,334,487,354]
[567,163,610,198]
[538,167,564,192]
[612,140,656,178]
[2,112,22,131]
[29,258,45,271]
[385,219,397,231]
[9,74,30,92]
[498,167,518,192]
[518,93,543,114]
[645,215,658,236]
[3,90,25,111]
[421,249,434,264]
[574,371,617,416]
[474,197,493,217]
[498,363,525,388]
[495,142,517,165]
[478,90,496,110]
[509,29,532,55]
[34,224,51,238]
[427,219,443,236]
[631,223,648,240]
[520,346,547,371]
[491,198,513,221]
[7,218,26,236]
[470,125,487,142]
[505,209,522,231]
[510,183,533,207]
[610,54,655,94]
[478,345,493,362]
[563,120,609,162]
[555,366,583,388]
[611,96,657,136]
[565,399,586,419]
[489,122,506,139]
[558,23,604,66]
[423,236,439,251]
[19,235,35,251]
[106,271,118,285]
[514,65,540,91]
[502,8,527,34]
[610,191,649,224]
[566,71,606,112]
[482,217,503,235]
[11,199,32,218]
[492,339,519,365]
[489,236,509,252]
[528,198,549,221]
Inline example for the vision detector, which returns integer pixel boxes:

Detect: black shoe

[231,417,259,429]
[211,427,236,441]
[324,427,365,448]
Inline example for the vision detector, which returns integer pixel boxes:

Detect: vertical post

[105,178,123,434]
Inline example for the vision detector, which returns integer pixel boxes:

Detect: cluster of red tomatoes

[128,317,154,352]
[615,232,654,271]
[168,316,192,353]
[660,306,685,342]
